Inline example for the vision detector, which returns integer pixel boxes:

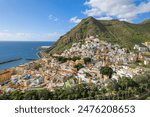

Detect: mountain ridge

[47,17,150,54]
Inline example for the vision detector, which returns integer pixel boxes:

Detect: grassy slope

[47,17,150,54]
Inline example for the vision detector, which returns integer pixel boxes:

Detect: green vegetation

[71,56,81,61]
[54,56,81,63]
[54,56,68,63]
[74,63,84,71]
[100,66,113,78]
[145,97,150,100]
[84,57,92,64]
[135,60,143,65]
[0,73,149,100]
[34,63,42,70]
[55,56,92,64]
[47,17,150,54]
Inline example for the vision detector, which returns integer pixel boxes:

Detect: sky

[0,0,150,41]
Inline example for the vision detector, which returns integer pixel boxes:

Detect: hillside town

[0,36,150,94]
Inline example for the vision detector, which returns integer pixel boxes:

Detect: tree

[74,63,84,71]
[118,77,139,90]
[34,63,42,70]
[100,66,113,78]
[56,56,68,63]
[72,56,81,61]
[84,57,92,64]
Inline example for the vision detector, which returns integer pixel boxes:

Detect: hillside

[47,17,150,54]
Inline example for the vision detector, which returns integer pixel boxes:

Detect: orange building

[0,70,12,82]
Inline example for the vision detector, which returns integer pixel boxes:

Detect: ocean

[0,41,54,71]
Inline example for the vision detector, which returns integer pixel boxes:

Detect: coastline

[36,51,42,58]
[0,41,52,72]
[36,45,51,58]
[0,50,42,72]
[0,57,40,72]
[0,49,48,72]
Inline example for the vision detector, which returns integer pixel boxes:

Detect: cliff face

[47,17,150,54]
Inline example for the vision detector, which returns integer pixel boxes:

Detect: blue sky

[0,0,150,41]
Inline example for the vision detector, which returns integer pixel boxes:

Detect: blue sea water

[0,41,54,71]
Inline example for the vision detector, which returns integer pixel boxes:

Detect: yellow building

[145,42,150,46]
[75,59,84,65]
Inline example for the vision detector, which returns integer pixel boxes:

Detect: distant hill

[47,17,150,54]
[141,18,150,24]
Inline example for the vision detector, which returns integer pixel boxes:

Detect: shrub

[74,63,84,71]
[84,57,92,64]
[34,63,42,70]
[100,66,113,78]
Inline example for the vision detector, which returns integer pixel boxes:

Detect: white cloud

[70,16,82,24]
[84,0,150,21]
[0,32,62,41]
[97,16,113,20]
[48,14,58,21]
[119,18,131,22]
